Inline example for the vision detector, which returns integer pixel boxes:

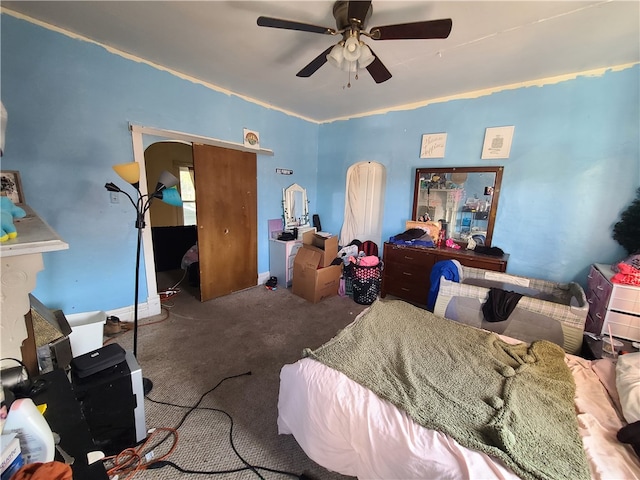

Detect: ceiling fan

[257,0,452,84]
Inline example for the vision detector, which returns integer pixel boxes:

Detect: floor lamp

[105,162,182,395]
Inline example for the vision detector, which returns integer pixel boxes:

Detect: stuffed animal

[0,196,26,242]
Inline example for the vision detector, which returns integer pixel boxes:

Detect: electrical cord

[0,357,45,396]
[103,426,179,479]
[0,357,30,380]
[158,268,187,300]
[142,371,311,479]
[168,268,187,291]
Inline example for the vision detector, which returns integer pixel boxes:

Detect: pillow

[616,352,640,424]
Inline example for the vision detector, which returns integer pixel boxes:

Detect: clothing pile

[389,227,435,248]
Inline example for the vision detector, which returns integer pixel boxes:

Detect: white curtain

[340,165,363,246]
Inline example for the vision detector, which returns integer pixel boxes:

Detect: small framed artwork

[243,128,260,149]
[420,133,447,159]
[0,170,25,205]
[481,126,515,159]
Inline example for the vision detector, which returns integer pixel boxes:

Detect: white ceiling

[3,1,639,123]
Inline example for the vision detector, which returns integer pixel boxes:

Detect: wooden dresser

[585,263,640,341]
[380,242,509,307]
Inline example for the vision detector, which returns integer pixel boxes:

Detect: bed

[278,299,640,480]
[433,265,589,354]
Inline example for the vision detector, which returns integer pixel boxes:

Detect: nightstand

[580,332,639,360]
[269,238,302,288]
[585,263,640,341]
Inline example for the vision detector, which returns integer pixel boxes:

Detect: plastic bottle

[2,398,55,464]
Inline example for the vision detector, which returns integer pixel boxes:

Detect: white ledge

[0,205,69,257]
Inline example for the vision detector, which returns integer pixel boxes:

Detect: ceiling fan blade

[296,46,334,78]
[257,16,336,35]
[347,0,372,24]
[370,18,453,40]
[365,49,392,84]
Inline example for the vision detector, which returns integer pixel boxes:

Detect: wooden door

[192,144,257,302]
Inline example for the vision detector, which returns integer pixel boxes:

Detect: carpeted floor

[106,269,368,479]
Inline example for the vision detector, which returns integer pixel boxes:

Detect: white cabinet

[588,263,640,341]
[269,239,302,288]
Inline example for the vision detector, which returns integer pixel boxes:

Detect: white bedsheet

[278,352,640,479]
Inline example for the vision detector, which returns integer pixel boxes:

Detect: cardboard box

[292,247,342,303]
[302,231,338,267]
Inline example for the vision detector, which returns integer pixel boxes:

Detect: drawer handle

[401,287,410,292]
[403,256,414,261]
[402,272,413,276]
[596,286,604,291]
[588,274,593,279]
[596,313,603,319]
[587,299,593,304]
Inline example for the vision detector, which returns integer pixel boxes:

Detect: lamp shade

[155,170,179,193]
[157,186,183,207]
[327,43,344,69]
[358,44,375,69]
[342,36,361,62]
[113,162,140,185]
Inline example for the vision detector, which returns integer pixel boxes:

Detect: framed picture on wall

[0,170,25,205]
[243,128,260,149]
[420,133,447,159]
[481,126,515,159]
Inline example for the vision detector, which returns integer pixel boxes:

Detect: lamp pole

[105,164,181,396]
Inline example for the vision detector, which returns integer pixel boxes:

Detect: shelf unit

[586,263,640,341]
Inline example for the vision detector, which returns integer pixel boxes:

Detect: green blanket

[303,300,590,480]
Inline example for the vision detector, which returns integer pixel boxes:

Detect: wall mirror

[412,166,503,246]
[283,183,310,230]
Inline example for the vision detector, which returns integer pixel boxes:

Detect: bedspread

[302,299,590,480]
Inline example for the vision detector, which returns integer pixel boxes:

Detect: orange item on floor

[10,461,72,480]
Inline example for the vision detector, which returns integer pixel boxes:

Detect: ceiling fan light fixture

[342,35,361,62]
[358,43,375,69]
[341,60,358,73]
[327,42,345,68]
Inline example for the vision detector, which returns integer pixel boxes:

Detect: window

[179,166,196,226]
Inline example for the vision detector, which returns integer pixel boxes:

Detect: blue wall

[2,13,639,316]
[1,14,319,314]
[317,69,640,285]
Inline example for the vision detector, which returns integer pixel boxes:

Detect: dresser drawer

[602,310,640,341]
[587,265,612,303]
[609,284,640,314]
[585,291,607,334]
[288,244,302,269]
[436,253,506,272]
[384,261,430,284]
[585,313,604,336]
[383,277,429,305]
[384,246,435,268]
[586,290,607,322]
